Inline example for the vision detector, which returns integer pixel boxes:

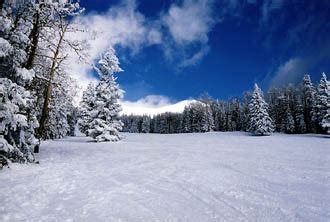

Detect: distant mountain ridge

[120,99,196,116]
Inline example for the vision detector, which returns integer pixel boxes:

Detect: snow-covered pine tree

[198,93,215,131]
[153,114,166,133]
[187,102,209,133]
[205,103,215,131]
[119,115,129,132]
[284,106,295,134]
[181,107,191,133]
[248,84,274,136]
[87,48,124,142]
[78,83,95,136]
[283,85,304,134]
[0,3,39,163]
[267,87,288,132]
[321,77,330,133]
[67,106,78,136]
[240,92,251,132]
[302,74,317,133]
[185,103,200,132]
[314,73,329,133]
[141,115,151,133]
[171,113,183,133]
[227,99,241,131]
[294,102,306,133]
[211,100,226,131]
[129,117,139,133]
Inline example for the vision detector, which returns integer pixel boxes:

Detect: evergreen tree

[120,115,130,132]
[0,3,39,162]
[185,102,209,133]
[141,115,151,133]
[314,73,329,133]
[321,78,330,133]
[241,92,251,132]
[284,106,295,134]
[129,118,139,133]
[294,103,306,133]
[78,83,95,136]
[211,100,226,131]
[67,107,78,136]
[227,99,241,131]
[205,103,215,131]
[87,48,124,142]
[181,108,191,133]
[199,92,215,131]
[302,74,317,132]
[248,84,274,136]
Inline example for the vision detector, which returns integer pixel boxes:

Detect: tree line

[121,73,330,135]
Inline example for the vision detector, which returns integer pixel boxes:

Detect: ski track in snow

[0,132,329,221]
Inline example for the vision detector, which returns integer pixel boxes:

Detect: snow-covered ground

[0,132,329,221]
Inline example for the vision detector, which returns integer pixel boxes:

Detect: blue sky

[76,0,330,103]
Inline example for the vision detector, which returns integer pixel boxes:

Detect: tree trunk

[25,11,39,70]
[0,0,4,10]
[37,26,66,139]
[34,144,39,153]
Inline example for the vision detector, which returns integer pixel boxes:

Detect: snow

[1,132,329,221]
[120,98,196,116]
[0,38,12,57]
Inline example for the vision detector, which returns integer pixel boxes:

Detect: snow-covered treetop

[254,83,260,92]
[95,47,123,78]
[42,0,84,18]
[3,0,84,16]
[252,83,264,98]
[303,74,313,86]
[0,38,12,58]
[320,72,328,85]
[249,83,270,114]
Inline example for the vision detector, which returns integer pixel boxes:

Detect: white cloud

[147,28,162,45]
[270,57,309,86]
[66,0,217,103]
[66,0,161,92]
[179,46,210,67]
[162,0,215,66]
[120,95,196,116]
[80,0,161,52]
[260,0,284,24]
[163,0,214,45]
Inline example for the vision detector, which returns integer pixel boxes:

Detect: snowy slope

[0,132,329,221]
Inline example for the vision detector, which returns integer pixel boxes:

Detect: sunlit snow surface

[1,132,329,221]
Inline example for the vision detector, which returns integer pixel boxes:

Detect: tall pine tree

[248,84,274,136]
[321,77,330,133]
[78,83,95,136]
[0,3,39,163]
[87,48,123,142]
[302,74,317,132]
[315,73,329,133]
